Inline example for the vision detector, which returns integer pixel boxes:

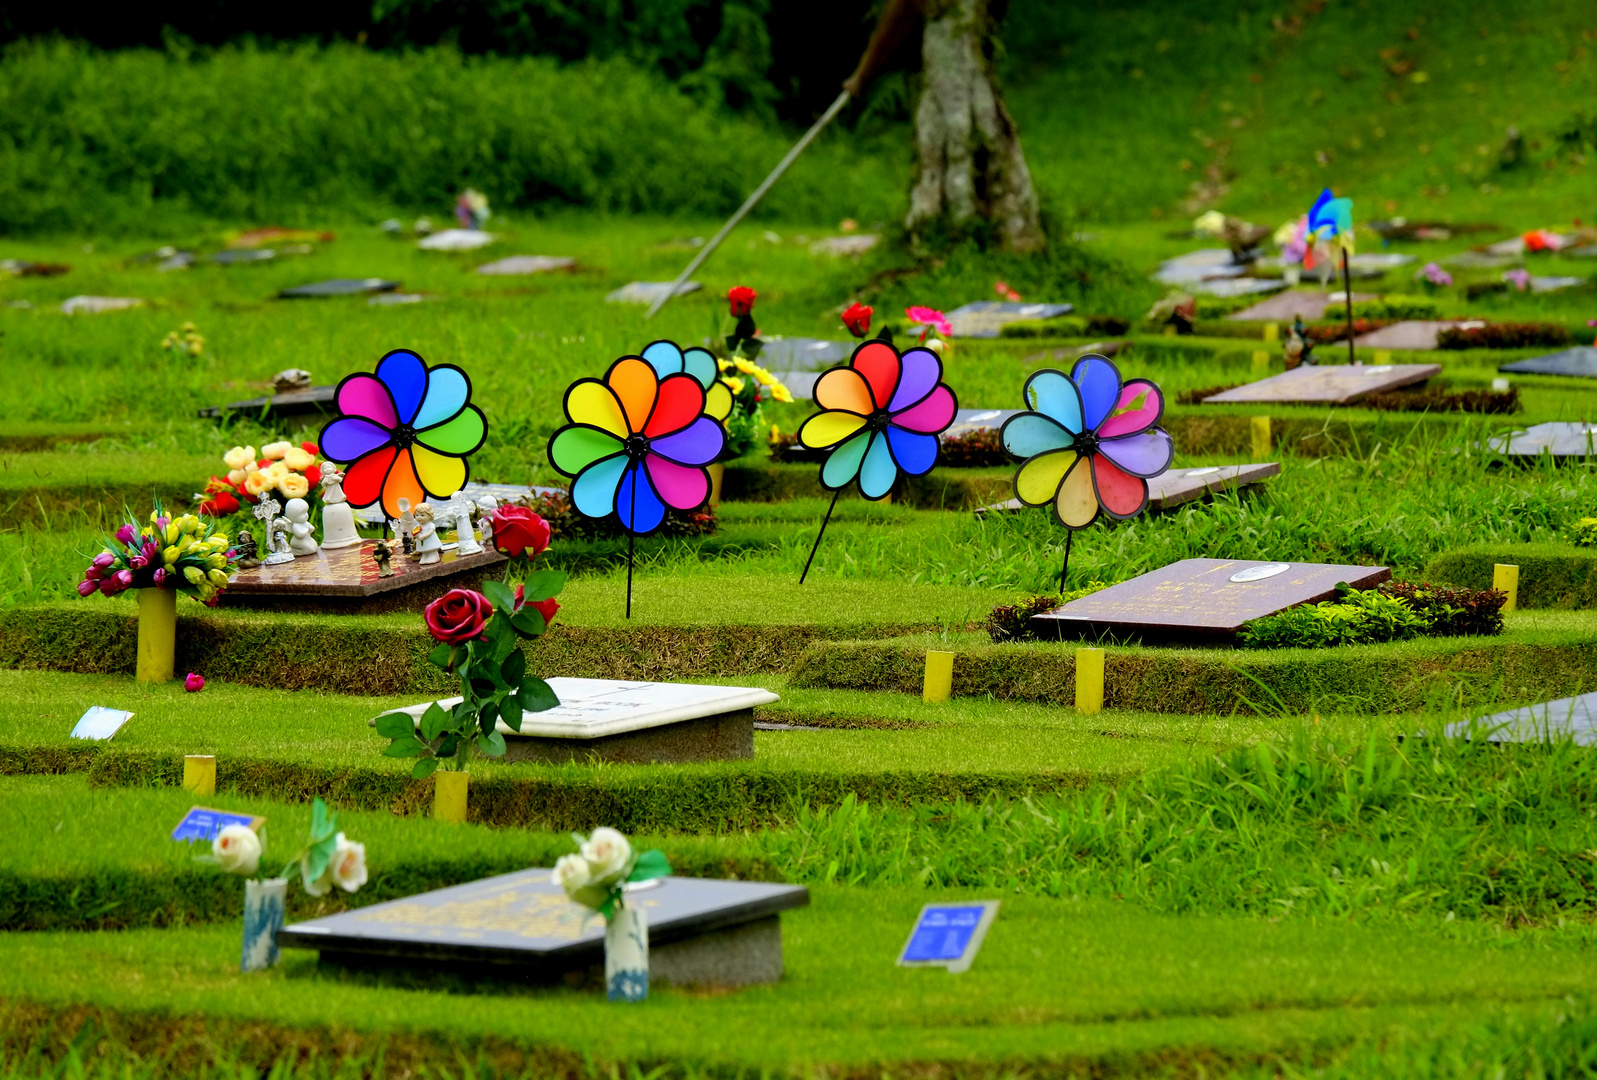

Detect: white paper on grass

[375,677,779,740]
[71,706,134,741]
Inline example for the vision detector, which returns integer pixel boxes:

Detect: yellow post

[707,462,726,507]
[183,755,216,797]
[433,770,470,824]
[1374,350,1391,365]
[136,587,177,683]
[1251,350,1270,375]
[1493,564,1519,613]
[1263,322,1279,344]
[1075,648,1105,715]
[923,650,954,703]
[1251,416,1271,459]
[1163,325,1176,337]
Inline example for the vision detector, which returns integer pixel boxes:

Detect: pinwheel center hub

[624,434,651,458]
[866,410,892,433]
[393,423,417,449]
[1072,431,1100,456]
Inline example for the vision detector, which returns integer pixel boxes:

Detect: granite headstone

[1200,364,1440,405]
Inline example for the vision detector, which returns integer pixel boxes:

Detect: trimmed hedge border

[786,636,1597,714]
[1427,544,1597,610]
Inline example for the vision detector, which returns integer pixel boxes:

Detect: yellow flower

[223,446,255,470]
[206,535,230,550]
[733,357,758,375]
[261,462,290,484]
[176,536,194,553]
[243,471,270,497]
[227,468,248,486]
[717,358,733,373]
[164,546,180,565]
[164,522,180,544]
[768,424,782,442]
[260,441,292,461]
[283,447,315,471]
[183,566,204,585]
[178,514,200,533]
[207,569,229,587]
[279,473,309,499]
[771,383,794,403]
[149,510,161,525]
[207,553,228,570]
[724,376,746,396]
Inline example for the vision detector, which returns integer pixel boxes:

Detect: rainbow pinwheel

[1001,355,1172,529]
[796,341,958,500]
[319,350,487,518]
[640,340,733,423]
[547,353,726,535]
[1307,187,1355,255]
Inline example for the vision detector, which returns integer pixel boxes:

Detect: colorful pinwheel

[640,340,733,423]
[319,350,487,518]
[547,353,726,536]
[1307,188,1355,255]
[797,340,958,500]
[1001,355,1172,530]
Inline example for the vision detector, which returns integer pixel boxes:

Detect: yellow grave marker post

[1374,349,1391,365]
[1251,350,1270,375]
[434,771,469,824]
[1075,648,1104,715]
[1493,564,1519,613]
[183,755,216,797]
[923,651,955,703]
[1263,322,1279,344]
[1251,416,1272,459]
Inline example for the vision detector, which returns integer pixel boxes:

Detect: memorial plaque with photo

[1446,692,1597,745]
[1201,364,1440,405]
[978,463,1280,516]
[1030,557,1390,643]
[1486,422,1597,459]
[944,302,1074,338]
[1499,346,1597,379]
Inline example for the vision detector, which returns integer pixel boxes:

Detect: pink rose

[184,672,205,692]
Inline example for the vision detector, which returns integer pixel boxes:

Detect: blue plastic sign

[171,806,262,843]
[70,706,134,741]
[897,901,999,973]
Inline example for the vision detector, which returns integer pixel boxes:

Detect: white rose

[580,827,632,884]
[329,834,367,893]
[553,853,590,893]
[213,824,261,876]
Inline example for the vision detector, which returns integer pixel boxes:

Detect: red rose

[530,597,559,627]
[492,505,551,560]
[728,286,757,317]
[301,440,320,456]
[424,588,492,644]
[841,302,872,338]
[199,492,240,516]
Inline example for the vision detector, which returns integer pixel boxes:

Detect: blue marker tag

[897,901,999,973]
[171,806,261,843]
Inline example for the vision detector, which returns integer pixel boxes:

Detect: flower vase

[707,462,725,507]
[604,904,649,1002]
[241,877,288,972]
[136,586,177,683]
[434,769,469,824]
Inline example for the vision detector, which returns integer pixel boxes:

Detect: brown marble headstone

[1201,364,1439,405]
[1030,557,1390,643]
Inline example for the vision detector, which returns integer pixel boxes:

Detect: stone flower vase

[241,877,288,973]
[605,903,649,1002]
[136,586,177,683]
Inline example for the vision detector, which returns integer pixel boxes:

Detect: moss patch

[1426,543,1597,610]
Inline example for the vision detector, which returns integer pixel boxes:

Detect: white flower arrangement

[554,827,670,920]
[206,797,366,895]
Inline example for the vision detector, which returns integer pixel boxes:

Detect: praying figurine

[284,498,319,557]
[234,529,260,570]
[454,498,483,556]
[475,495,499,549]
[371,539,395,577]
[412,503,442,565]
[395,498,417,556]
[257,495,295,566]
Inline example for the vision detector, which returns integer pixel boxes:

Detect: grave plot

[606,281,701,303]
[196,385,334,421]
[1499,345,1597,378]
[1446,691,1597,744]
[222,540,507,614]
[475,255,576,275]
[943,301,1074,338]
[1226,290,1375,321]
[278,278,399,299]
[977,462,1280,515]
[1350,322,1472,350]
[1200,364,1440,405]
[1487,422,1597,459]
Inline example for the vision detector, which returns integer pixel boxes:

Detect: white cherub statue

[317,461,361,549]
[454,498,483,556]
[285,498,319,557]
[476,495,499,548]
[318,461,347,504]
[412,503,442,565]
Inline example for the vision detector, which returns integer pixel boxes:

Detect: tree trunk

[905,0,1044,252]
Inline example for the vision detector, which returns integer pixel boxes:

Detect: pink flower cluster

[79,522,171,597]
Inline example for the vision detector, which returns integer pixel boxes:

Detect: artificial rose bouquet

[208,797,367,896]
[553,828,671,920]
[376,504,564,777]
[199,440,325,517]
[80,498,239,605]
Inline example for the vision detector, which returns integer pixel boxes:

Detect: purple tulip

[143,540,160,559]
[153,568,166,587]
[77,579,97,597]
[115,569,134,587]
[115,524,137,545]
[130,555,147,569]
[84,566,102,581]
[98,578,119,595]
[92,552,116,569]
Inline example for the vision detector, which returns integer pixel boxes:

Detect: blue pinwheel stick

[1307,188,1358,365]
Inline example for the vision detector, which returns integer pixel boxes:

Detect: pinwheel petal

[1021,370,1084,434]
[375,351,428,426]
[335,374,398,429]
[704,381,734,423]
[640,341,684,380]
[646,454,709,510]
[644,373,705,437]
[1071,354,1123,432]
[650,416,725,466]
[416,405,487,455]
[1003,413,1074,459]
[342,445,396,509]
[381,448,426,520]
[609,357,659,434]
[890,384,956,434]
[683,347,719,389]
[1097,379,1164,439]
[887,347,941,411]
[550,426,626,475]
[885,426,937,476]
[413,365,469,429]
[1099,429,1174,478]
[617,462,666,534]
[852,341,901,410]
[1015,448,1077,505]
[1054,458,1098,528]
[413,444,467,498]
[320,417,392,464]
[859,430,897,499]
[815,367,874,415]
[1092,454,1149,518]
[799,409,867,450]
[567,380,628,437]
[572,454,627,519]
[821,430,870,489]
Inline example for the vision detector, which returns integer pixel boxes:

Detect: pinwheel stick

[1342,249,1356,366]
[799,488,843,585]
[1059,529,1074,595]
[626,477,638,619]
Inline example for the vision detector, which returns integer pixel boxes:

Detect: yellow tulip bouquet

[79,498,239,607]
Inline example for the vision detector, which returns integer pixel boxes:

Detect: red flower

[841,302,872,338]
[424,588,492,644]
[530,597,560,626]
[301,440,320,456]
[492,505,551,560]
[198,492,240,516]
[728,286,757,317]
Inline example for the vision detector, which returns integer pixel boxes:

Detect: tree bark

[905,0,1044,252]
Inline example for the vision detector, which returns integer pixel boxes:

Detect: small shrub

[1239,586,1429,649]
[986,583,1111,642]
[1194,295,1259,319]
[939,428,1009,468]
[1303,318,1393,344]
[1361,384,1522,415]
[1377,580,1506,637]
[1352,295,1440,320]
[1086,314,1132,336]
[1569,517,1597,547]
[530,490,715,540]
[1437,323,1572,349]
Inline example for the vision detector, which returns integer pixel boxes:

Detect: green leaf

[374,712,415,739]
[598,893,619,920]
[628,849,672,882]
[478,700,500,737]
[420,702,451,741]
[521,677,559,713]
[478,731,507,757]
[310,797,329,840]
[411,756,440,780]
[427,643,453,670]
[382,739,424,758]
[482,580,516,613]
[521,569,566,602]
[303,834,337,884]
[510,608,547,637]
[452,700,476,725]
[438,734,461,759]
[500,692,524,733]
[501,649,526,687]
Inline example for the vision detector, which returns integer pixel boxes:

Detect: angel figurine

[412,503,442,565]
[475,495,499,549]
[394,497,417,555]
[454,498,483,556]
[285,498,319,556]
[318,461,347,504]
[257,495,295,566]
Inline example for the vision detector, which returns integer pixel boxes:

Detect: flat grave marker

[1200,364,1440,406]
[810,235,879,257]
[197,386,335,420]
[222,540,506,614]
[1030,557,1391,643]
[279,868,810,987]
[60,296,144,315]
[211,249,275,265]
[897,901,999,974]
[376,677,778,764]
[367,293,434,307]
[1445,692,1597,745]
[1486,422,1597,459]
[418,229,495,251]
[1193,277,1288,298]
[1350,321,1474,351]
[944,302,1074,338]
[607,281,702,304]
[978,462,1280,516]
[475,256,576,276]
[1227,291,1375,322]
[278,279,398,299]
[70,706,133,741]
[759,338,855,371]
[1499,346,1597,379]
[1155,249,1243,285]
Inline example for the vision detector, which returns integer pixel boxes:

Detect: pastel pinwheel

[1000,355,1172,531]
[639,340,733,423]
[547,354,726,536]
[1307,187,1355,255]
[319,350,487,518]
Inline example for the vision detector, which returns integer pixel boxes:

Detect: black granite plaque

[1499,346,1597,379]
